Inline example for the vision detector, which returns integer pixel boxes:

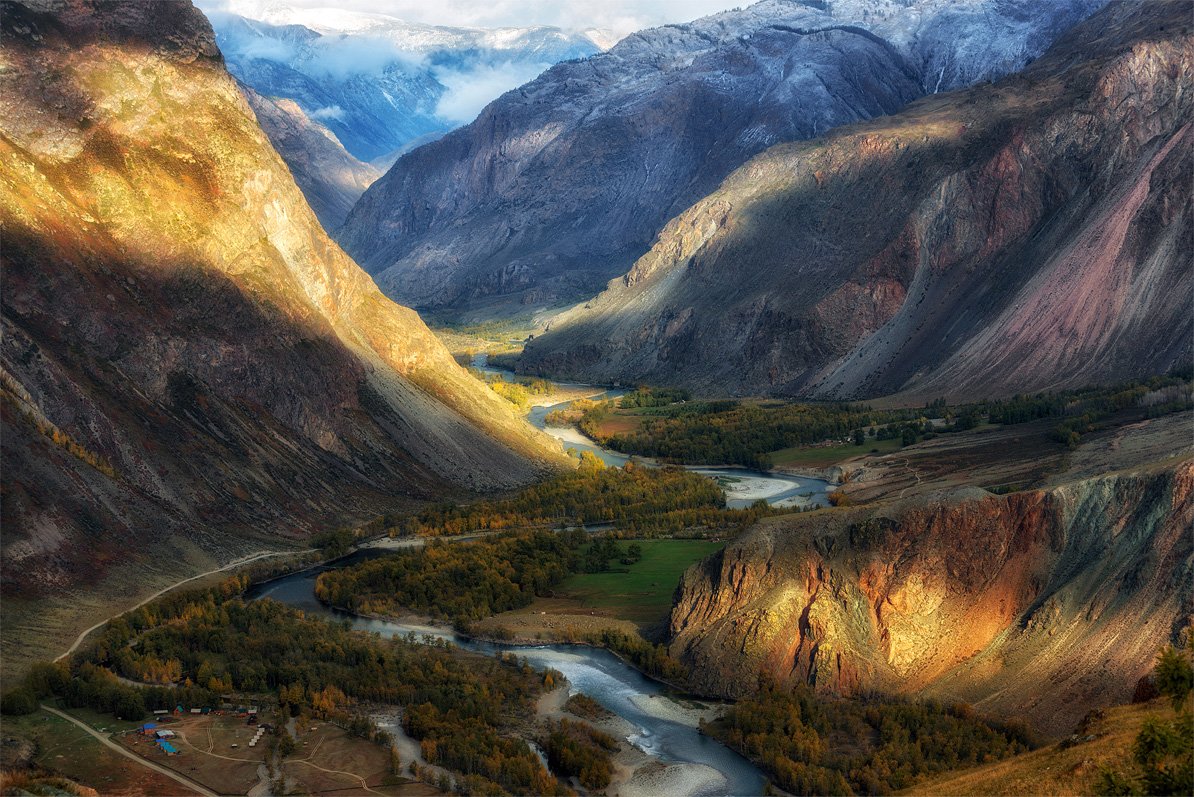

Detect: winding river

[478,353,836,510]
[249,551,767,797]
[247,360,838,795]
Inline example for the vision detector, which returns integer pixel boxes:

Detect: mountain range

[337,0,1106,320]
[203,6,604,228]
[521,0,1192,401]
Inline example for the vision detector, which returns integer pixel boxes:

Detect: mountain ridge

[521,0,1192,401]
[337,0,1104,319]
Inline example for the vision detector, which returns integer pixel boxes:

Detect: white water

[249,559,767,796]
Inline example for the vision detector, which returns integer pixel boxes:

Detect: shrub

[0,687,38,715]
[1155,645,1193,709]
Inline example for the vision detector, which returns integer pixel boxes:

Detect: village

[106,702,416,795]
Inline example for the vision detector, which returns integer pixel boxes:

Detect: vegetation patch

[563,693,614,722]
[707,682,1038,795]
[2,576,571,796]
[558,539,724,625]
[387,453,774,539]
[771,436,902,467]
[555,375,1192,470]
[542,718,618,789]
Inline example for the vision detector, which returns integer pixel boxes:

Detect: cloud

[304,35,424,79]
[198,1,744,42]
[206,12,301,61]
[309,105,346,120]
[433,61,549,124]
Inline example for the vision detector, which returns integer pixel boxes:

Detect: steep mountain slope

[240,83,380,230]
[337,0,1103,319]
[208,11,602,164]
[523,0,1192,400]
[0,0,563,666]
[667,414,1194,737]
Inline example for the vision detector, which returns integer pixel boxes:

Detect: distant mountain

[206,8,605,164]
[337,0,1105,320]
[0,0,562,659]
[240,84,380,230]
[522,0,1192,402]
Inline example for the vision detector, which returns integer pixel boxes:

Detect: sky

[196,0,747,41]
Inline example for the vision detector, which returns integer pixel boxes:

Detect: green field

[1,709,192,794]
[560,539,724,624]
[770,436,903,467]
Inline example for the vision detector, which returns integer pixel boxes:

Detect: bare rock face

[523,0,1192,401]
[668,458,1194,736]
[337,0,1102,320]
[0,0,564,610]
[240,84,380,231]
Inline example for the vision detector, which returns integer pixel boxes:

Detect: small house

[157,740,179,755]
[140,723,157,735]
[155,730,176,739]
[153,709,169,716]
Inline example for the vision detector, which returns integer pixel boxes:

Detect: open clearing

[560,540,724,624]
[282,720,400,794]
[471,539,723,641]
[105,711,431,796]
[2,709,201,796]
[771,436,902,467]
[117,713,264,795]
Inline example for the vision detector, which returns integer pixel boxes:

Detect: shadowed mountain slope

[523,0,1192,401]
[0,0,564,666]
[337,0,1102,320]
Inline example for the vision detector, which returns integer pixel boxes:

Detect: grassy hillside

[908,699,1185,796]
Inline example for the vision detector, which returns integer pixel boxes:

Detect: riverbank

[251,540,769,796]
[537,685,729,797]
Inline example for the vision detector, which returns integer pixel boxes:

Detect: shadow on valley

[1,227,450,601]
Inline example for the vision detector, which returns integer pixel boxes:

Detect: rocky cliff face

[0,0,564,611]
[240,84,380,230]
[337,0,1102,320]
[523,0,1191,401]
[668,458,1194,736]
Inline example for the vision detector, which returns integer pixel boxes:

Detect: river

[247,360,834,795]
[248,551,767,796]
[477,353,835,509]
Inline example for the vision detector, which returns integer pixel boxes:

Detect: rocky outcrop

[0,0,565,608]
[668,458,1194,736]
[240,85,380,231]
[338,0,1102,319]
[523,0,1192,401]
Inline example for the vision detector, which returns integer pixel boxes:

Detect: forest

[541,718,619,789]
[563,374,1193,468]
[386,452,773,538]
[314,530,583,622]
[476,371,554,410]
[706,681,1038,795]
[3,576,569,796]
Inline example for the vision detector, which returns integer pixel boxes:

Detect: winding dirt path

[56,549,299,662]
[41,705,216,797]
